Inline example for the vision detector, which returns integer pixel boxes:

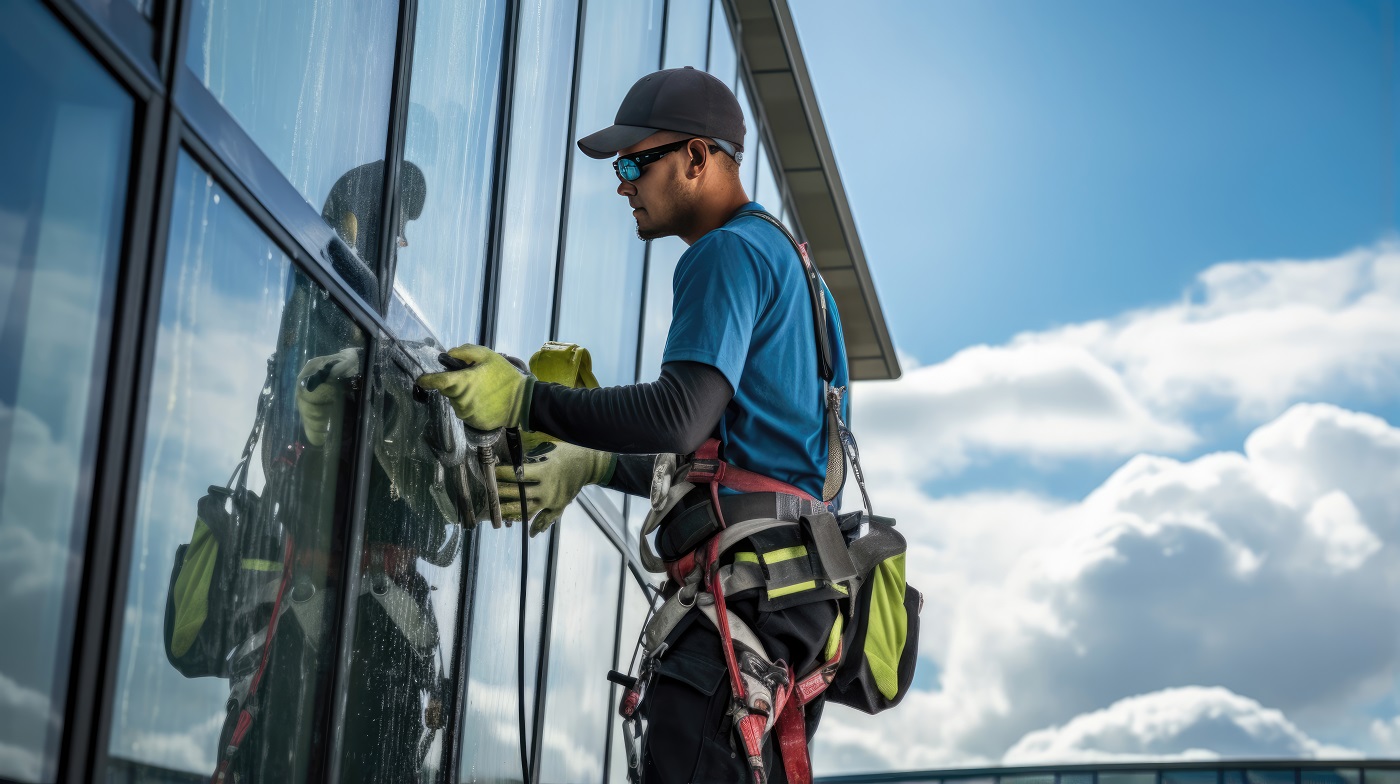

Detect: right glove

[416,344,535,432]
[496,441,616,537]
[295,347,363,446]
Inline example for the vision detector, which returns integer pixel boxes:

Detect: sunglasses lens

[617,158,641,181]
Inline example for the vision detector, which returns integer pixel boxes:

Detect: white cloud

[1005,687,1361,764]
[1033,244,1400,416]
[124,711,225,774]
[857,342,1198,480]
[0,740,44,782]
[814,403,1400,774]
[0,672,58,729]
[853,244,1400,481]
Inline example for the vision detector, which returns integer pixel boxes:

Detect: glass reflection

[662,0,710,70]
[458,524,553,782]
[395,0,508,347]
[555,0,663,388]
[0,4,132,780]
[608,572,657,784]
[737,80,756,190]
[185,0,399,269]
[755,139,782,212]
[706,0,736,88]
[538,507,622,783]
[338,310,497,781]
[107,155,362,781]
[493,0,581,357]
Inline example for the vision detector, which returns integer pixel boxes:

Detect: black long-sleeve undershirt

[527,360,733,456]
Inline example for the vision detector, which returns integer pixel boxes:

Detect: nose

[616,178,636,197]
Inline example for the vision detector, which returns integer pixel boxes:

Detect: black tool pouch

[825,519,922,714]
[164,485,283,678]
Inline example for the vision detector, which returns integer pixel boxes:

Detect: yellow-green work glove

[417,344,534,432]
[296,347,363,446]
[497,441,616,537]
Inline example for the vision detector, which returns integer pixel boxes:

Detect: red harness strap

[686,439,820,501]
[212,536,295,783]
[682,439,830,784]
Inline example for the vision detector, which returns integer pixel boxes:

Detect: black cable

[518,459,532,784]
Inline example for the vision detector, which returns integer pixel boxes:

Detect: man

[419,66,850,782]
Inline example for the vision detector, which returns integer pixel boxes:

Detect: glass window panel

[706,0,736,88]
[458,523,553,782]
[538,507,622,783]
[1246,772,1296,784]
[185,0,399,268]
[1001,776,1055,784]
[556,0,663,387]
[106,155,363,781]
[493,0,581,358]
[608,570,658,784]
[1365,773,1400,784]
[755,138,782,213]
[0,5,133,780]
[1100,774,1157,784]
[337,306,493,780]
[661,0,710,70]
[1302,770,1360,784]
[394,0,508,347]
[1061,775,1095,784]
[1163,772,1219,784]
[736,80,757,192]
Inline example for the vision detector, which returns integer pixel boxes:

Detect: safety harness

[611,210,878,784]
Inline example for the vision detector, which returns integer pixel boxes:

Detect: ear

[684,138,710,179]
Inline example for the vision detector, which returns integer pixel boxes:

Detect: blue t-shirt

[662,203,850,500]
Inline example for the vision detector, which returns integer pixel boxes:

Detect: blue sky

[791,0,1399,502]
[791,0,1396,365]
[787,1,1400,773]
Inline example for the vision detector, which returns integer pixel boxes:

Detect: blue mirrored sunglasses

[613,139,721,182]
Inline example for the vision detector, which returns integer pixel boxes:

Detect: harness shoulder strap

[732,210,834,383]
[732,210,854,506]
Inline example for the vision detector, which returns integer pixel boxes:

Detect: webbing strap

[732,211,863,508]
[777,701,811,784]
[690,439,818,501]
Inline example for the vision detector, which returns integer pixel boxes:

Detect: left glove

[295,347,363,446]
[496,441,616,537]
[416,344,535,432]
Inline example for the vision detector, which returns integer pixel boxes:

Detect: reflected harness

[611,211,876,784]
[196,344,470,783]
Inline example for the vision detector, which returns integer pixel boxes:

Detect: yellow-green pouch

[826,519,922,714]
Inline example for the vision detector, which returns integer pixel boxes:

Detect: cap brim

[577,124,659,159]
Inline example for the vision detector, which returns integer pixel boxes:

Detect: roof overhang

[728,0,902,380]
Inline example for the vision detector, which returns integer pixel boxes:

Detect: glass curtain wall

[0,4,134,781]
[2,0,824,781]
[493,0,583,357]
[393,0,509,348]
[108,155,365,782]
[184,0,400,273]
[555,0,665,389]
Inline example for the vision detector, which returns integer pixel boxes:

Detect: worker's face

[615,131,703,241]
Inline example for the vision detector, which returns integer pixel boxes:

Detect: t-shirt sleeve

[661,230,768,390]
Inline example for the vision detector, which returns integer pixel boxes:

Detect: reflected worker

[419,67,851,782]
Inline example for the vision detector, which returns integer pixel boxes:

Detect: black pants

[641,595,838,783]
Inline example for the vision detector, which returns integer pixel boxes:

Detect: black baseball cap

[577,66,746,161]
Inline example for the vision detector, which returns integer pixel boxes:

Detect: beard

[634,176,696,240]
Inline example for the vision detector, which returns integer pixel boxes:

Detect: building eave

[728,0,902,380]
